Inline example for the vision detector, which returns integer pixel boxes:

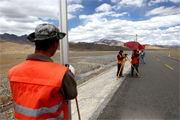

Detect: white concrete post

[169,52,170,57]
[59,0,71,119]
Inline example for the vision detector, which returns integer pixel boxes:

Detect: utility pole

[59,0,71,119]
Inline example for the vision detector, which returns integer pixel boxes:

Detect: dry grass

[69,51,119,57]
[0,42,35,54]
[146,47,180,59]
[0,51,121,78]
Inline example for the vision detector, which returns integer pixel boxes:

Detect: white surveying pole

[59,0,71,119]
[59,0,69,65]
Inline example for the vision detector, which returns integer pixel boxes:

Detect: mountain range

[0,33,129,51]
[0,33,179,49]
[0,33,31,44]
[93,38,124,46]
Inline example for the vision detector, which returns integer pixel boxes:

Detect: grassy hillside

[69,42,129,51]
[0,40,130,53]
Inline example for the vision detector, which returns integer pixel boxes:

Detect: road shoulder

[71,59,131,120]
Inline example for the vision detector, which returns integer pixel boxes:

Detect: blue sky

[0,0,180,45]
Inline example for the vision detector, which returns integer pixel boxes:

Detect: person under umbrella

[130,50,140,77]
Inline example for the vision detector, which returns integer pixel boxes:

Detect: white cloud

[0,0,84,35]
[79,11,129,22]
[115,0,146,9]
[80,11,117,20]
[68,4,84,19]
[111,12,130,17]
[139,26,180,45]
[95,3,112,12]
[111,0,117,3]
[68,4,84,12]
[69,14,180,45]
[131,14,180,34]
[0,0,59,20]
[148,0,168,6]
[80,3,129,21]
[148,0,180,6]
[68,14,76,19]
[0,0,58,35]
[146,6,180,16]
[0,17,45,36]
[119,0,146,6]
[67,0,83,4]
[170,0,180,3]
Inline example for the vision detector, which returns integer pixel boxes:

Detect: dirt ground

[0,51,120,78]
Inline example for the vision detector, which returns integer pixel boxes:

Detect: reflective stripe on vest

[13,101,63,117]
[14,112,64,120]
[141,52,145,55]
[46,111,64,120]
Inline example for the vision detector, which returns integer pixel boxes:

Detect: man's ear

[52,40,57,48]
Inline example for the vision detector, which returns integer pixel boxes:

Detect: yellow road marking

[165,64,174,70]
[157,59,160,61]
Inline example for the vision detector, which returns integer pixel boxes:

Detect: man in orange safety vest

[8,23,77,120]
[117,50,125,77]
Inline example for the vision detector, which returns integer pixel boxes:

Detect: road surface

[97,51,179,120]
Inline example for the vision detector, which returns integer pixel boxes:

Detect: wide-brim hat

[27,23,66,42]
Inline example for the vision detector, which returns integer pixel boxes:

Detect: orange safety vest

[117,54,123,64]
[131,56,138,64]
[8,60,68,120]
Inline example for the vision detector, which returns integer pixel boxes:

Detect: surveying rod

[59,0,71,119]
[136,34,137,42]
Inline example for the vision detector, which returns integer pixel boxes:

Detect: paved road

[97,51,179,120]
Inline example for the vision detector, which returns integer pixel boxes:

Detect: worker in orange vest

[130,50,140,77]
[117,50,125,77]
[8,23,77,120]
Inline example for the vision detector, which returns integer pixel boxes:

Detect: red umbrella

[142,45,146,50]
[124,41,142,50]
